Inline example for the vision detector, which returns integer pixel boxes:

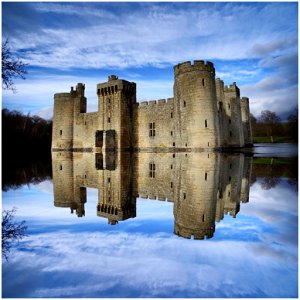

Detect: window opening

[149,163,155,178]
[149,122,155,137]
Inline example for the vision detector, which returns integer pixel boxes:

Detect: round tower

[173,60,220,149]
[173,153,219,240]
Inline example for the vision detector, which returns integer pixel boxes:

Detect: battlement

[224,82,239,92]
[241,97,249,103]
[137,98,174,108]
[174,60,215,76]
[174,223,215,240]
[108,75,118,81]
[97,78,136,96]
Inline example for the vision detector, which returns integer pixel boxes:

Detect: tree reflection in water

[2,208,27,260]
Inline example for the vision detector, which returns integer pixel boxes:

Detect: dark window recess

[202,78,205,86]
[149,163,155,178]
[228,104,231,109]
[108,98,111,104]
[149,122,156,137]
[170,164,173,169]
[171,182,173,188]
[60,165,62,170]
[108,177,111,183]
[205,120,208,128]
[60,130,62,136]
[229,131,232,137]
[108,117,111,123]
[184,193,186,199]
[171,131,173,136]
[173,142,175,147]
[202,214,205,222]
[183,101,186,107]
[171,112,173,118]
[205,172,208,181]
[229,119,231,124]
[229,176,231,182]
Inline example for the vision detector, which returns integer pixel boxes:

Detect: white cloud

[3,229,297,298]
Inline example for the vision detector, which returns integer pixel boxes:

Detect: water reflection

[52,151,253,239]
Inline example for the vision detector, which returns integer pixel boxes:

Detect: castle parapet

[174,223,215,240]
[137,98,174,109]
[174,60,215,76]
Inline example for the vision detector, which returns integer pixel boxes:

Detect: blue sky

[2,179,298,298]
[2,2,298,120]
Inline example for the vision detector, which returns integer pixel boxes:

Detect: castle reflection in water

[52,151,252,240]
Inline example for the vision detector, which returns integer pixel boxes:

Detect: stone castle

[52,151,252,240]
[52,60,252,152]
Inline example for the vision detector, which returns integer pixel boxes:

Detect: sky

[2,178,298,298]
[2,2,298,120]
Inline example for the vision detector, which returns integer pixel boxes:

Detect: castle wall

[136,152,175,201]
[173,60,220,149]
[135,99,174,150]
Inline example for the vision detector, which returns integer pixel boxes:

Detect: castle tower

[240,97,253,146]
[173,60,220,149]
[223,83,245,147]
[52,83,86,150]
[97,75,136,150]
[97,152,136,224]
[215,78,228,147]
[173,152,220,239]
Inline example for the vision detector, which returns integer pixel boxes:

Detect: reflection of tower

[173,153,220,239]
[97,152,136,224]
[52,152,86,217]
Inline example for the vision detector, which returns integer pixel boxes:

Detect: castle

[51,60,252,152]
[52,151,252,240]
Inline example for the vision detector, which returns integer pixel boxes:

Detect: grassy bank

[253,136,295,143]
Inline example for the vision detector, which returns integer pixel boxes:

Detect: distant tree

[259,110,281,142]
[2,39,28,92]
[250,113,260,136]
[2,208,27,260]
[260,177,281,190]
[287,108,298,143]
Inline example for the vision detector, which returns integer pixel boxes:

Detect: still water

[2,145,298,298]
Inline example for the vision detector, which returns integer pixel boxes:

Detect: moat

[2,144,298,298]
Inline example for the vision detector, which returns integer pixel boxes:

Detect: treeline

[2,108,52,156]
[250,109,298,143]
[2,109,53,190]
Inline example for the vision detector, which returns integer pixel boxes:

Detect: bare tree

[259,110,281,142]
[2,39,28,92]
[2,207,27,260]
